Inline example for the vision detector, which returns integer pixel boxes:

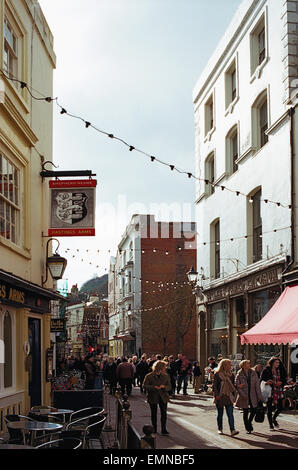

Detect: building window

[226,126,238,175]
[128,272,132,293]
[252,189,262,262]
[225,59,237,109]
[0,154,20,244]
[3,18,18,79]
[210,218,220,279]
[205,153,215,196]
[204,94,214,136]
[129,241,133,260]
[259,100,268,148]
[258,27,265,65]
[250,14,266,75]
[214,221,220,279]
[209,302,228,358]
[252,91,269,151]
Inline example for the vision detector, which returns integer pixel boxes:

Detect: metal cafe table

[29,408,74,425]
[6,421,63,446]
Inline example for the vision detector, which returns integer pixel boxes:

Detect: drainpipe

[282,107,295,280]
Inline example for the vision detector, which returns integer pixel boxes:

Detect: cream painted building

[193,0,298,369]
[0,0,63,432]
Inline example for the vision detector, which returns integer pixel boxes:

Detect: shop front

[200,262,284,368]
[0,269,64,434]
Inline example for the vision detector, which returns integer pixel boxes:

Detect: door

[28,318,42,407]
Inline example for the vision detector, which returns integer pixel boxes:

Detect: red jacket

[116,362,134,379]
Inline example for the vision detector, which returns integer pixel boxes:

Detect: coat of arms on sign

[55,192,88,225]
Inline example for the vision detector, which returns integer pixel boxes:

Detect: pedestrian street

[102,385,298,450]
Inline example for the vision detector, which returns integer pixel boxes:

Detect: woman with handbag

[235,360,263,434]
[213,359,239,437]
[260,357,287,431]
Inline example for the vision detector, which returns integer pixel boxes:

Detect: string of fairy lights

[0,68,295,211]
[1,70,293,326]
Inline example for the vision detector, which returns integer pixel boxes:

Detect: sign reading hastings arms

[204,265,283,303]
[49,179,97,237]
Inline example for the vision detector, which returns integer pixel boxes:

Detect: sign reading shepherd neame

[49,179,97,237]
[205,266,283,303]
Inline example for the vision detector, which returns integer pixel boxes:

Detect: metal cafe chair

[68,407,104,424]
[84,415,107,449]
[64,412,105,449]
[34,437,82,449]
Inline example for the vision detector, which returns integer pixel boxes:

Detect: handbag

[260,380,272,402]
[254,404,265,423]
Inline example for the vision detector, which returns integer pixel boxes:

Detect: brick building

[109,215,197,360]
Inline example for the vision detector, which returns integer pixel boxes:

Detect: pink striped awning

[241,285,298,345]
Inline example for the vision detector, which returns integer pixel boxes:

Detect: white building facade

[65,303,85,356]
[193,0,298,369]
[109,215,142,357]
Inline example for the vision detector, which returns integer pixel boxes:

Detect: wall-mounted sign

[49,179,97,236]
[50,318,66,333]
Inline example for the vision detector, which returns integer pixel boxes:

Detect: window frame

[204,93,215,138]
[0,307,16,394]
[204,152,215,197]
[0,153,21,246]
[250,12,268,79]
[251,90,269,152]
[225,57,238,112]
[225,125,239,176]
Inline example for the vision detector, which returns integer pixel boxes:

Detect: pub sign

[49,179,97,237]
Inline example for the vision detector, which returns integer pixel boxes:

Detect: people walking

[84,354,97,389]
[103,356,117,394]
[193,361,202,394]
[136,354,150,394]
[204,356,218,391]
[260,357,287,430]
[167,355,177,396]
[143,360,171,435]
[252,363,263,380]
[235,360,263,434]
[116,356,134,396]
[213,358,239,437]
[175,353,191,395]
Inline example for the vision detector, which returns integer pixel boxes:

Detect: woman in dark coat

[235,360,263,433]
[143,360,172,435]
[260,356,287,430]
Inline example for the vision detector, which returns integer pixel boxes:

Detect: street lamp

[187,266,198,284]
[42,238,67,286]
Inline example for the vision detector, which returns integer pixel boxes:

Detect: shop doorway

[232,297,246,357]
[28,318,41,407]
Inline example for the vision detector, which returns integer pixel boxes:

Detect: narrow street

[103,385,298,450]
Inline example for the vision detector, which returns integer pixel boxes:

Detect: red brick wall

[140,221,197,361]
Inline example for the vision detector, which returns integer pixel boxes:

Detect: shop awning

[241,285,298,345]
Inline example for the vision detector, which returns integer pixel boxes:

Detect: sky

[37,0,242,290]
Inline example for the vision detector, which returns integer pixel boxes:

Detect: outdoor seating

[68,407,104,424]
[34,437,82,449]
[4,414,34,444]
[64,412,106,448]
[84,415,106,449]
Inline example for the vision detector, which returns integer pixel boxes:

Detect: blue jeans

[177,375,188,394]
[216,404,235,431]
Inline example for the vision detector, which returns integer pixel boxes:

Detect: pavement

[101,384,298,450]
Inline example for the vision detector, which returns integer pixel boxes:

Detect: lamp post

[42,238,67,286]
[187,266,207,366]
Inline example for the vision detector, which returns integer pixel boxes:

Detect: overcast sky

[38,0,242,290]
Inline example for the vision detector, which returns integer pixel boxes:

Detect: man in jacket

[84,354,97,390]
[143,360,171,435]
[175,354,191,395]
[136,355,150,393]
[116,356,134,396]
